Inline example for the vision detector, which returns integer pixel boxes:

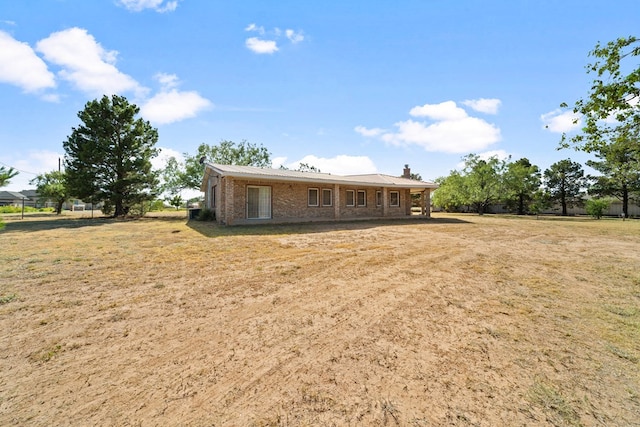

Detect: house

[200,163,438,225]
[0,191,30,207]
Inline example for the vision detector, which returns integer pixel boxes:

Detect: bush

[585,198,610,219]
[197,208,215,221]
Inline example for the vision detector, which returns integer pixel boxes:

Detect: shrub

[197,208,215,221]
[585,198,610,219]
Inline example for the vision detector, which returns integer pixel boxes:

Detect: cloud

[285,29,304,44]
[245,37,278,54]
[541,109,581,133]
[245,23,265,35]
[462,98,501,114]
[354,125,385,137]
[35,27,145,97]
[361,100,501,153]
[244,24,304,54]
[281,154,377,175]
[455,149,511,170]
[118,0,179,12]
[0,30,56,93]
[141,89,211,125]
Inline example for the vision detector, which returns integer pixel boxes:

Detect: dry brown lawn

[1,212,639,426]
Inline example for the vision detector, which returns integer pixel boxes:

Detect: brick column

[334,184,341,220]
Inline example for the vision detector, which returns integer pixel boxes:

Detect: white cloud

[245,23,265,35]
[35,27,145,97]
[285,29,304,43]
[283,154,377,175]
[455,149,511,170]
[410,101,468,121]
[118,0,179,12]
[0,31,56,93]
[140,89,212,125]
[245,37,279,54]
[541,109,581,133]
[154,72,180,89]
[244,24,305,54]
[358,100,501,154]
[462,98,501,114]
[354,125,385,137]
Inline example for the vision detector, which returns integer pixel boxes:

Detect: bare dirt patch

[1,213,639,425]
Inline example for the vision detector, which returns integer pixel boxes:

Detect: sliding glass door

[247,186,271,219]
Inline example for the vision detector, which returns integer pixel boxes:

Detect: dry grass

[1,211,639,426]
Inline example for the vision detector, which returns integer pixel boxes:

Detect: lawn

[1,212,639,426]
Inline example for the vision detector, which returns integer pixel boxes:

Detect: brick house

[200,163,438,225]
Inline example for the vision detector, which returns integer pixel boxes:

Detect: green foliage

[29,170,70,214]
[462,154,506,214]
[586,138,640,217]
[63,95,159,217]
[432,171,468,212]
[585,198,611,219]
[166,194,183,209]
[197,208,215,221]
[0,206,54,214]
[0,166,19,188]
[502,158,541,214]
[183,140,271,190]
[544,159,586,216]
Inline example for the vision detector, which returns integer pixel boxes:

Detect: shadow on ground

[187,216,471,238]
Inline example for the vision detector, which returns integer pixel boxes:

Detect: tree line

[4,36,637,218]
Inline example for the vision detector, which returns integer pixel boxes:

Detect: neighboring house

[201,163,438,225]
[0,191,30,207]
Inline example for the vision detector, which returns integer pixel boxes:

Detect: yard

[1,212,639,426]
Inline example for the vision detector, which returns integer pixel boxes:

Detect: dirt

[1,212,639,426]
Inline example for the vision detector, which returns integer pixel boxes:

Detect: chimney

[403,164,411,179]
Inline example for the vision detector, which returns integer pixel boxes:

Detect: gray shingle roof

[203,163,438,190]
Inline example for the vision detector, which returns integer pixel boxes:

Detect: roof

[201,163,438,192]
[0,191,30,200]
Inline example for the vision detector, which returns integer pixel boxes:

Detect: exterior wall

[203,169,432,225]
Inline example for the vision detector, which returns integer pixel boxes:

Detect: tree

[462,154,505,214]
[543,159,586,216]
[586,136,640,218]
[560,36,640,217]
[30,170,70,214]
[502,158,541,215]
[0,166,18,188]
[585,198,611,219]
[561,36,639,153]
[432,154,505,214]
[182,140,271,190]
[63,95,159,217]
[432,171,468,212]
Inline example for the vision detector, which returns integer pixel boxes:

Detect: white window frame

[390,191,400,207]
[308,188,319,206]
[357,190,366,207]
[322,188,332,207]
[346,190,355,207]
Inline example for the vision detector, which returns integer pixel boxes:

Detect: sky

[1,0,639,196]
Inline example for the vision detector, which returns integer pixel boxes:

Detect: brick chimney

[403,164,411,179]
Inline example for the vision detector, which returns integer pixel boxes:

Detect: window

[346,190,355,206]
[357,190,366,207]
[308,188,319,206]
[390,191,399,207]
[322,188,332,206]
[376,191,382,207]
[210,185,216,209]
[247,186,271,219]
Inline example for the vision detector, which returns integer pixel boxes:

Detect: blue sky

[1,0,639,194]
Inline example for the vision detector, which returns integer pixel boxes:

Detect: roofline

[202,163,439,191]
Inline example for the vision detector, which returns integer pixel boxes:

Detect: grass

[1,212,639,425]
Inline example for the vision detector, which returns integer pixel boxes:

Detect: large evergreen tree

[544,159,586,216]
[63,95,159,217]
